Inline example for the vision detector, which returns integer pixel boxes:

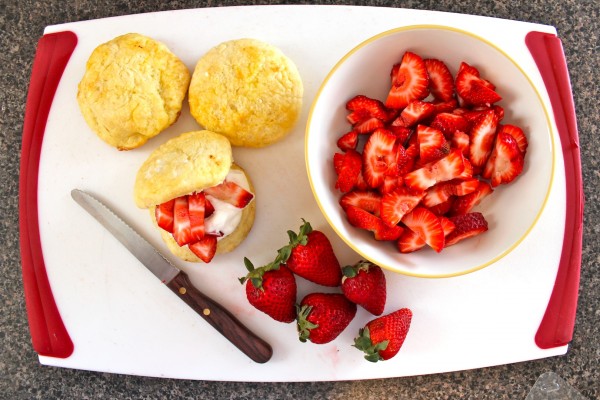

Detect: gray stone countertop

[1,1,598,399]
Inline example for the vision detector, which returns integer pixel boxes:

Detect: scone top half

[134,130,256,263]
[134,130,233,208]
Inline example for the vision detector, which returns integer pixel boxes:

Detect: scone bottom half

[188,38,303,148]
[77,33,191,150]
[134,130,255,263]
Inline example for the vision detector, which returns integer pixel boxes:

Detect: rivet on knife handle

[166,273,272,363]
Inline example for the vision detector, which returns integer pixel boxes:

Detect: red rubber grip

[19,31,77,358]
[525,31,584,349]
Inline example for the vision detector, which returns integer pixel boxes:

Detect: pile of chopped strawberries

[333,51,528,253]
[154,180,254,262]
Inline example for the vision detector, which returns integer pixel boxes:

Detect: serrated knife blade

[71,189,272,363]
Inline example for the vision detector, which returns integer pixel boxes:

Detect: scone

[188,38,303,147]
[134,130,255,263]
[77,33,190,150]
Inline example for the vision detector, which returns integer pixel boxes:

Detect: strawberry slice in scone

[172,195,194,246]
[203,180,254,208]
[155,199,175,232]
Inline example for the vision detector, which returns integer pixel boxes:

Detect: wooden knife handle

[166,272,273,363]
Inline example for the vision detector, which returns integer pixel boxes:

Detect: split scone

[188,38,303,147]
[134,130,255,263]
[77,33,190,150]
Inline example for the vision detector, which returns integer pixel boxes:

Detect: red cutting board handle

[525,32,584,349]
[19,31,77,358]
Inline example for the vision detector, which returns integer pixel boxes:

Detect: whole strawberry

[276,220,342,287]
[354,308,412,362]
[341,260,386,315]
[240,258,297,323]
[297,293,357,344]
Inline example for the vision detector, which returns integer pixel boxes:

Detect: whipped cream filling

[204,168,252,240]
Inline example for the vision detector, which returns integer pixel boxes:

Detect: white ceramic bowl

[306,25,554,278]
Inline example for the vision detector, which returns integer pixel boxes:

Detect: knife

[71,189,273,363]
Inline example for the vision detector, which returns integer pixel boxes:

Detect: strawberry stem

[296,304,318,343]
[272,219,313,269]
[353,326,388,363]
[342,260,373,279]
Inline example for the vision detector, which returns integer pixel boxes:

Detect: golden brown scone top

[189,38,303,148]
[134,130,232,208]
[77,33,190,150]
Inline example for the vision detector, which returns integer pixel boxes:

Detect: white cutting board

[35,5,567,381]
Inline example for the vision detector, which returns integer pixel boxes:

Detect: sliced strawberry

[334,149,363,192]
[374,220,405,241]
[449,180,493,215]
[482,131,525,187]
[381,175,401,194]
[172,196,193,246]
[337,131,359,152]
[427,197,454,216]
[188,192,206,241]
[457,157,474,180]
[386,125,413,145]
[346,95,391,121]
[397,229,425,253]
[469,110,499,172]
[188,235,218,263]
[454,178,480,195]
[204,180,254,208]
[354,117,385,134]
[430,113,470,138]
[346,108,371,125]
[404,149,465,191]
[401,207,445,252]
[385,52,429,109]
[424,58,455,102]
[492,105,505,121]
[498,124,528,154]
[455,62,501,106]
[155,199,175,233]
[391,100,435,128]
[439,216,456,237]
[205,198,215,218]
[445,212,488,247]
[340,190,382,216]
[392,143,415,177]
[362,129,397,188]
[431,99,458,115]
[424,177,480,208]
[380,187,425,227]
[417,125,450,163]
[345,205,403,241]
[466,80,502,105]
[422,182,453,208]
[451,130,470,156]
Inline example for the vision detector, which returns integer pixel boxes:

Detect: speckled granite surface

[1,1,598,399]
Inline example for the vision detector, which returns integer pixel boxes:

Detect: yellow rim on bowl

[305,24,556,278]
